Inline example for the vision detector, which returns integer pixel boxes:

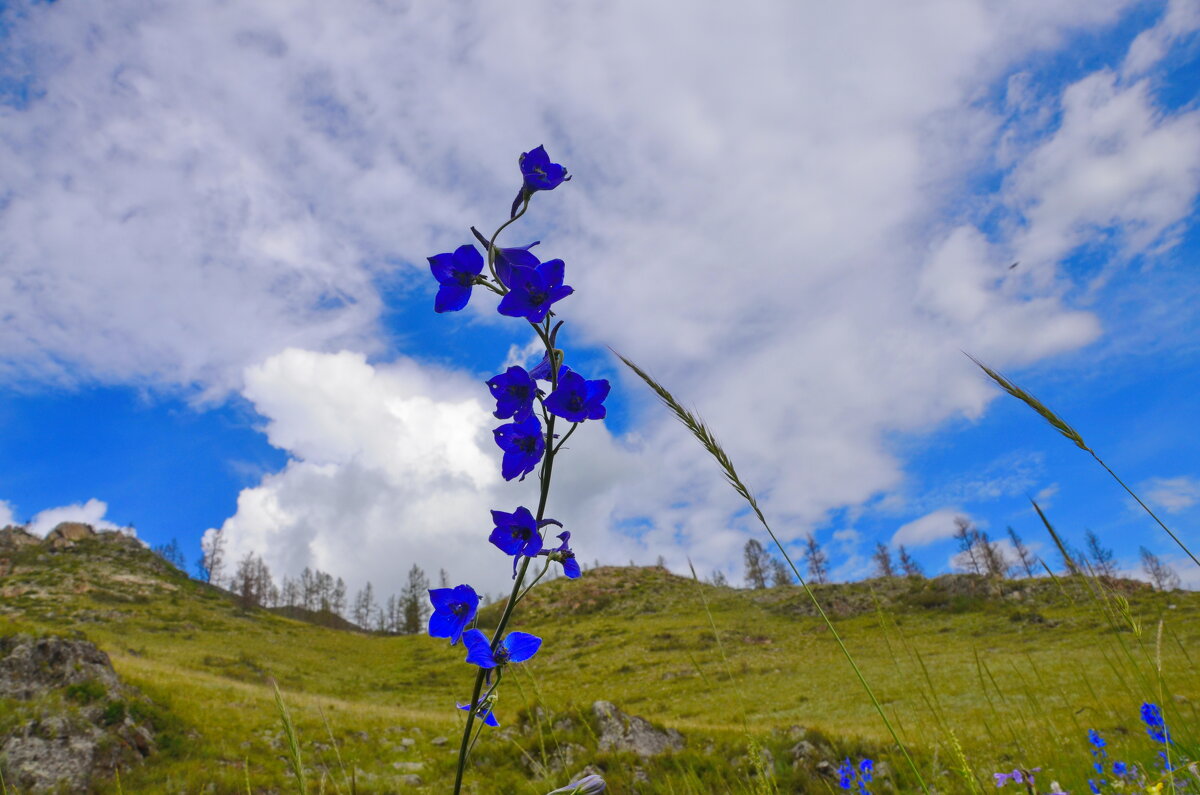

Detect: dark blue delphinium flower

[427,584,480,645]
[837,759,854,790]
[1087,779,1103,793]
[859,759,873,782]
[1112,761,1127,777]
[528,352,554,381]
[493,413,545,481]
[1141,703,1170,744]
[496,259,573,323]
[489,507,562,577]
[542,531,581,578]
[457,696,499,727]
[1089,728,1109,774]
[486,366,537,422]
[512,144,570,216]
[462,629,543,669]
[544,370,610,422]
[471,226,541,288]
[428,244,484,313]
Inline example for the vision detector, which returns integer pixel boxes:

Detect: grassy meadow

[0,534,1197,793]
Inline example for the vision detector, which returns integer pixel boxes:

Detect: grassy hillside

[1,534,1197,793]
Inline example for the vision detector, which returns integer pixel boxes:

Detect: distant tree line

[186,530,449,633]
[729,515,1181,592]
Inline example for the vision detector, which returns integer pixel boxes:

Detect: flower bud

[545,773,606,794]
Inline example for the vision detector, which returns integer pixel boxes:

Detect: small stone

[430,736,449,746]
[399,737,415,748]
[396,773,423,787]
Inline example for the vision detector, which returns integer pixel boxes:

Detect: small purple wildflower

[461,629,543,669]
[493,413,545,481]
[544,370,610,422]
[428,244,484,313]
[486,366,537,422]
[427,584,480,645]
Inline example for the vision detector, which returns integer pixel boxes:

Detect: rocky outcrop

[44,522,98,549]
[0,634,158,792]
[592,701,684,757]
[0,526,39,551]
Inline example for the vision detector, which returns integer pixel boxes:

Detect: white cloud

[3,2,1196,581]
[1123,0,1200,77]
[0,500,15,527]
[26,499,131,538]
[1142,475,1200,514]
[892,508,968,548]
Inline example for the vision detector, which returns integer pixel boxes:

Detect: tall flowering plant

[424,146,605,794]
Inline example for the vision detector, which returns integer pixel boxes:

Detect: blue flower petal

[462,629,497,668]
[502,632,543,663]
[435,283,472,313]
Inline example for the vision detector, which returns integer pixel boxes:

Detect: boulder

[0,525,39,551]
[45,522,96,549]
[592,701,684,757]
[0,635,158,792]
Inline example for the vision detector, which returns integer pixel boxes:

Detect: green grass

[1,537,1197,792]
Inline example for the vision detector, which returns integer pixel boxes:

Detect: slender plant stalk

[454,304,566,793]
[967,354,1199,570]
[272,679,308,795]
[614,350,930,794]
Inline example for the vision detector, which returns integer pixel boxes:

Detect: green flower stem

[485,198,530,287]
[454,314,563,795]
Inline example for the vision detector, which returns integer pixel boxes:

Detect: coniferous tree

[282,577,299,608]
[803,534,829,584]
[769,558,792,587]
[300,568,318,611]
[1007,526,1037,578]
[353,582,376,628]
[152,538,187,570]
[1084,530,1117,580]
[953,517,983,575]
[402,564,431,634]
[978,531,1008,578]
[897,545,923,578]
[332,577,348,618]
[200,530,226,586]
[872,542,896,578]
[1139,547,1181,592]
[743,539,769,589]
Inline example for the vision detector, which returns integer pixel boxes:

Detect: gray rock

[790,740,817,760]
[44,522,96,549]
[396,773,424,787]
[592,701,684,757]
[0,525,39,551]
[430,735,449,746]
[0,634,157,792]
[815,760,837,778]
[392,761,424,771]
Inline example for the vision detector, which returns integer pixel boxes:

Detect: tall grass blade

[968,354,1199,570]
[616,350,930,794]
[272,679,309,795]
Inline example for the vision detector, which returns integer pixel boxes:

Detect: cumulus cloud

[1141,475,1200,514]
[26,499,131,538]
[3,1,1197,580]
[892,508,969,548]
[0,500,15,527]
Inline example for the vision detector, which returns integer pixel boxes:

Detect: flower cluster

[421,147,608,793]
[837,757,874,794]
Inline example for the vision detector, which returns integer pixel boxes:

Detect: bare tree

[769,558,792,587]
[234,552,273,610]
[439,568,450,588]
[200,530,226,586]
[300,568,318,611]
[1084,530,1117,580]
[332,577,347,618]
[353,582,376,629]
[1139,547,1181,592]
[401,564,431,634]
[709,569,728,587]
[1007,527,1036,578]
[978,531,1008,578]
[152,538,187,571]
[281,577,300,608]
[897,545,923,578]
[803,534,829,584]
[952,517,983,575]
[743,539,769,589]
[872,542,896,578]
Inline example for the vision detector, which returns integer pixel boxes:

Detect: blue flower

[493,413,545,481]
[544,370,610,422]
[427,584,480,645]
[512,144,570,216]
[1112,761,1127,777]
[1141,702,1170,744]
[486,366,537,422]
[462,629,543,669]
[490,507,562,577]
[542,531,581,578]
[1088,779,1102,794]
[428,244,484,313]
[547,775,606,794]
[1088,729,1106,749]
[859,759,873,782]
[837,759,854,790]
[496,259,574,324]
[471,226,541,288]
[457,696,499,727]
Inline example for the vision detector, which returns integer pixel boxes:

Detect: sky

[1,0,1197,599]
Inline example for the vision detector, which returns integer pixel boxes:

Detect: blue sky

[0,0,1197,596]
